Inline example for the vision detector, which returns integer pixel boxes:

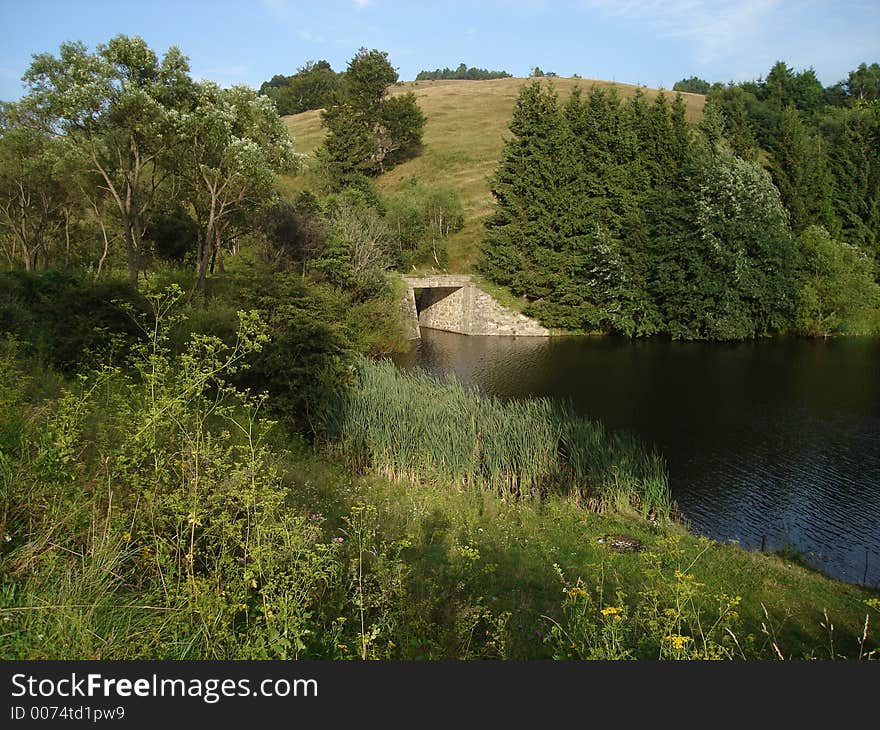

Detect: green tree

[796,225,880,336]
[259,60,340,116]
[0,114,67,271]
[315,191,391,298]
[692,146,799,338]
[822,104,880,265]
[769,106,837,234]
[481,83,575,299]
[644,138,800,341]
[704,88,759,160]
[173,82,298,295]
[483,82,638,332]
[845,63,880,103]
[21,35,193,283]
[673,77,711,95]
[320,49,425,188]
[415,64,510,81]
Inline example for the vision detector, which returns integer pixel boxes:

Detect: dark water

[394,329,880,587]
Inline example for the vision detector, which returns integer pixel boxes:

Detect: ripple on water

[395,331,880,586]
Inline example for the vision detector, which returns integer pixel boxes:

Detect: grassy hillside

[281,77,706,271]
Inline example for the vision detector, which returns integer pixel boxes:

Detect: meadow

[282,77,706,271]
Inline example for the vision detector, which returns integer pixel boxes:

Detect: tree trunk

[123,217,140,284]
[63,208,71,271]
[193,225,213,298]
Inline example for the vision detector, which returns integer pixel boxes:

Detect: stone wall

[401,276,549,338]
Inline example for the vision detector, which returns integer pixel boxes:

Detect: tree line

[416,63,511,81]
[480,69,880,339]
[258,59,341,116]
[705,61,879,264]
[0,35,296,295]
[0,39,434,298]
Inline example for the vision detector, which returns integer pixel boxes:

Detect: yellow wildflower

[665,634,692,650]
[601,606,623,617]
[566,587,587,598]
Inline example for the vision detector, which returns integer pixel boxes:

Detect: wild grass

[3,282,876,660]
[282,77,706,271]
[320,357,672,519]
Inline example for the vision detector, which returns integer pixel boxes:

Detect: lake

[394,329,880,587]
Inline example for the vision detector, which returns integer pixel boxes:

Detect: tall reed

[320,358,672,519]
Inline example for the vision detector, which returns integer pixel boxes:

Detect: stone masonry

[401,275,549,339]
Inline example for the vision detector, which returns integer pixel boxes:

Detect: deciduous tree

[21,35,193,282]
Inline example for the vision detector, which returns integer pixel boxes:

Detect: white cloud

[353,0,371,7]
[584,0,780,64]
[583,0,880,82]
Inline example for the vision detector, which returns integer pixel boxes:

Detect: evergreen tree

[769,106,837,235]
[822,105,880,267]
[320,49,425,189]
[482,83,580,302]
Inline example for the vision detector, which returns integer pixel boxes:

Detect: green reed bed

[321,358,673,519]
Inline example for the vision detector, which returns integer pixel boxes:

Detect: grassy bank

[1,283,877,660]
[284,444,879,660]
[321,357,672,519]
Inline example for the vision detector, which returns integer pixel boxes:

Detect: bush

[0,271,146,371]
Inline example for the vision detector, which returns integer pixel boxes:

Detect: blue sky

[1,0,878,100]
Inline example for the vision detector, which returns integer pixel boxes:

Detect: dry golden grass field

[282,77,706,272]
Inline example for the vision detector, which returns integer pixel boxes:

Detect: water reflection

[394,329,880,586]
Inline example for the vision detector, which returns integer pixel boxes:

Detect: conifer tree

[769,106,837,235]
[823,105,880,267]
[482,82,581,302]
[320,48,425,189]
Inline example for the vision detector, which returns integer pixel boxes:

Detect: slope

[281,77,706,272]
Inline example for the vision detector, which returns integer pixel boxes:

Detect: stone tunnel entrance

[400,275,549,339]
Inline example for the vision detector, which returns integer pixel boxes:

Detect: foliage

[19,35,194,282]
[3,35,301,294]
[255,192,327,272]
[320,48,426,188]
[768,106,837,235]
[820,104,880,267]
[314,193,392,298]
[795,225,880,336]
[707,60,880,265]
[259,60,341,116]
[416,64,511,81]
[684,146,799,339]
[0,270,145,371]
[673,77,711,95]
[844,63,880,102]
[482,83,708,338]
[384,183,463,269]
[320,357,673,519]
[171,81,299,295]
[0,117,78,272]
[143,202,199,265]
